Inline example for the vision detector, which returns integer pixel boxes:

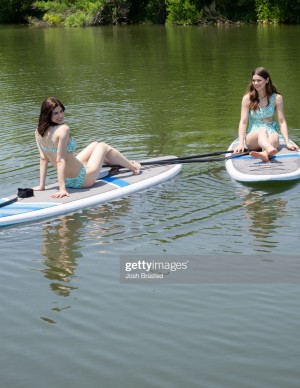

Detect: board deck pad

[0,157,182,227]
[225,137,300,182]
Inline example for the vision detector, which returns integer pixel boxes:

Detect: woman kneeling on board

[233,67,298,161]
[34,97,141,198]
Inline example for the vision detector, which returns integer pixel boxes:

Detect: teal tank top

[247,93,279,134]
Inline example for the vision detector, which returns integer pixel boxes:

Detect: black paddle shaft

[0,196,18,209]
[103,152,249,169]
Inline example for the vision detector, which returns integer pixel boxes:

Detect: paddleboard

[225,136,300,182]
[0,157,182,227]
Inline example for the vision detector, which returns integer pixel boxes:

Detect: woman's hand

[286,141,299,151]
[233,143,245,153]
[51,189,70,198]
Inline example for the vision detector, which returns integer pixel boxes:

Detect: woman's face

[51,105,64,125]
[252,74,269,93]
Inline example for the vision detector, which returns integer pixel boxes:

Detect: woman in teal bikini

[234,67,298,161]
[34,97,141,198]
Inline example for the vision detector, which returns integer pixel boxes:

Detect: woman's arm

[276,94,298,150]
[52,125,70,198]
[33,131,48,191]
[234,94,250,153]
[38,157,48,190]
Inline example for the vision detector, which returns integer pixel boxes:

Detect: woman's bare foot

[266,146,277,158]
[250,146,278,162]
[249,150,270,162]
[131,161,141,175]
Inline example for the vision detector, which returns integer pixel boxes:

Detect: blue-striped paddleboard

[0,157,182,227]
[225,137,300,182]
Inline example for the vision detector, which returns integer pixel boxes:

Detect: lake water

[1,24,300,387]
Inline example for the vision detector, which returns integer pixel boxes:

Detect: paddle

[161,149,236,161]
[0,196,18,209]
[139,149,250,163]
[104,151,249,169]
[138,152,248,165]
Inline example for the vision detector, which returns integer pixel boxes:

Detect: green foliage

[255,0,281,22]
[1,0,300,25]
[43,13,65,25]
[166,0,203,24]
[255,0,300,24]
[34,1,70,13]
[165,0,256,24]
[32,0,131,26]
[65,10,91,27]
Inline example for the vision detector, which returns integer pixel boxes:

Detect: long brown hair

[247,67,279,111]
[37,97,65,137]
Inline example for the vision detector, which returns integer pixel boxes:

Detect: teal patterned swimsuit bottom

[247,93,279,135]
[65,165,86,189]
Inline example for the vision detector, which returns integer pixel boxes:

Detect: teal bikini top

[39,137,76,153]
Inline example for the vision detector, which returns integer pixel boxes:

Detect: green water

[0,24,300,388]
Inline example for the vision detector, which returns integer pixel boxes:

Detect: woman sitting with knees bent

[234,67,298,161]
[34,97,141,198]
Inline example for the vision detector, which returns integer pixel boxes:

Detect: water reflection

[40,214,84,297]
[38,211,105,324]
[238,182,297,252]
[244,193,287,245]
[37,198,133,323]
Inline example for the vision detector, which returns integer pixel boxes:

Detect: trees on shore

[1,0,300,26]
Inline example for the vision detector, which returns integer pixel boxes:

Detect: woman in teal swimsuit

[234,67,298,162]
[34,97,141,198]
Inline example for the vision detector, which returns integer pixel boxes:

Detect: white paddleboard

[225,136,300,182]
[0,157,182,227]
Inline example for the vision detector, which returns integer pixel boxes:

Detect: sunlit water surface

[1,24,300,387]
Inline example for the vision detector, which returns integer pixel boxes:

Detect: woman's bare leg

[106,147,140,174]
[246,129,279,162]
[76,142,98,164]
[83,142,140,187]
